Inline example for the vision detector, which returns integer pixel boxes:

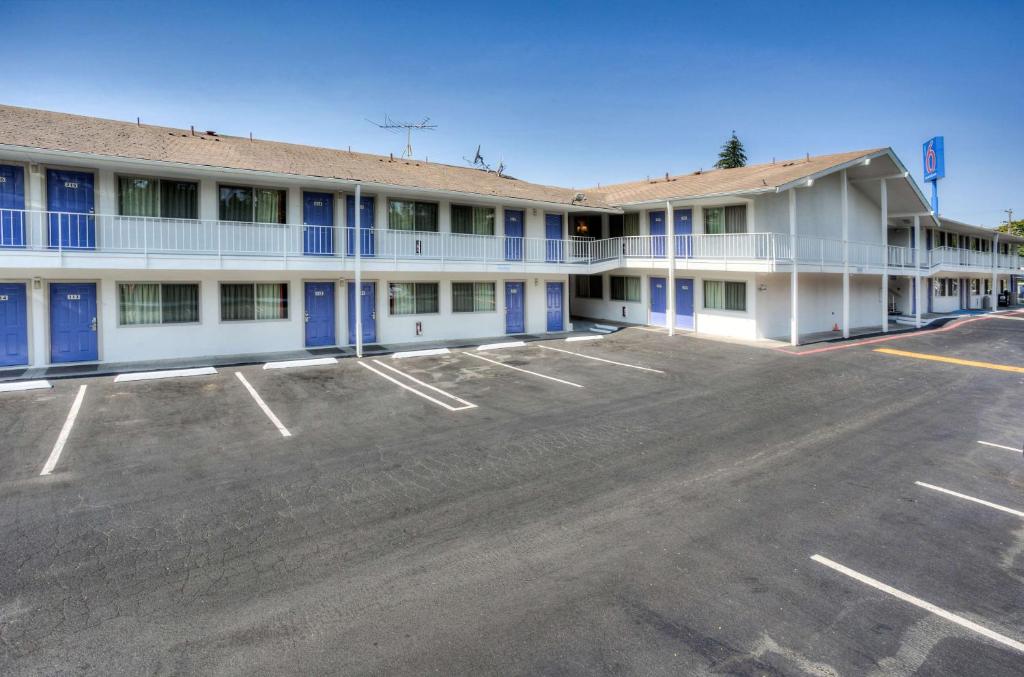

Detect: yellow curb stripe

[874,348,1024,373]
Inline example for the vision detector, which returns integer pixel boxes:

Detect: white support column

[991,233,999,311]
[30,280,47,367]
[841,169,850,338]
[354,183,363,358]
[914,215,922,328]
[666,200,676,335]
[789,189,798,346]
[880,179,889,333]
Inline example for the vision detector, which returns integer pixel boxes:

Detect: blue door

[504,210,524,261]
[0,165,26,248]
[545,213,563,262]
[304,282,335,347]
[0,283,28,366]
[303,192,334,255]
[674,208,692,258]
[649,211,666,258]
[346,195,375,256]
[50,282,98,363]
[347,281,376,344]
[546,282,563,332]
[505,281,525,334]
[675,278,695,330]
[47,170,95,250]
[649,277,667,325]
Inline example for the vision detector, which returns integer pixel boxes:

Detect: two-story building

[0,104,1020,369]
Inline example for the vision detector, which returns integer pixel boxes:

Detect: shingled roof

[589,149,886,205]
[0,104,613,210]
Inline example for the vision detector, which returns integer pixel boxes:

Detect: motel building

[0,104,1021,371]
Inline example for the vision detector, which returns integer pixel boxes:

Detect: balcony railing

[1,209,1020,272]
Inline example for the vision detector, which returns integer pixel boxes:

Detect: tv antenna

[367,114,436,159]
[463,145,506,176]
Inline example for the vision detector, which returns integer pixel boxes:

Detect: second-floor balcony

[0,209,1020,274]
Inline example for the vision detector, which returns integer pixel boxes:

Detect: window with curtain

[389,282,439,315]
[610,276,641,302]
[704,206,747,234]
[219,186,286,223]
[574,275,603,299]
[704,280,746,311]
[970,279,980,294]
[118,282,199,325]
[452,282,496,312]
[220,282,288,321]
[388,200,438,231]
[119,177,199,219]
[623,213,640,237]
[451,205,495,235]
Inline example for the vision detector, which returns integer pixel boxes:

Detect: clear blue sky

[4,0,1021,226]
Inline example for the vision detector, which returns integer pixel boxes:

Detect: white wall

[755,272,883,339]
[752,172,882,242]
[17,270,569,365]
[570,270,759,340]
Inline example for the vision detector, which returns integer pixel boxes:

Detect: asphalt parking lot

[1,313,1022,675]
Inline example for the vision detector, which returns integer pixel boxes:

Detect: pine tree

[714,131,747,169]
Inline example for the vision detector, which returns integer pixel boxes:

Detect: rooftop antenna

[367,114,436,159]
[464,145,491,172]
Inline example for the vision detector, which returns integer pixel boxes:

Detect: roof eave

[0,143,620,212]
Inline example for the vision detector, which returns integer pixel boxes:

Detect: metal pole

[666,201,675,336]
[354,184,363,358]
[789,189,798,346]
[914,215,922,328]
[881,179,889,333]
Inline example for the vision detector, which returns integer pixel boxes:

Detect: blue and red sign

[922,136,945,182]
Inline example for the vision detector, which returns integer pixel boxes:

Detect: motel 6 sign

[922,136,945,182]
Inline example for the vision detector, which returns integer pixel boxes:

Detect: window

[704,280,746,311]
[118,283,199,325]
[933,279,958,297]
[118,177,198,219]
[970,279,980,294]
[388,199,438,232]
[704,205,747,234]
[220,283,288,321]
[389,282,439,315]
[452,282,496,313]
[219,186,287,223]
[574,275,603,299]
[610,275,641,302]
[451,205,495,235]
[623,213,640,237]
[985,279,992,295]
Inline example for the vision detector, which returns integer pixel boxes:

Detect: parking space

[1,318,1022,675]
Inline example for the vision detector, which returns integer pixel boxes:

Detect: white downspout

[841,169,850,338]
[354,183,363,358]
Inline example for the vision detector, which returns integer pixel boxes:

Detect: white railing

[4,209,1017,272]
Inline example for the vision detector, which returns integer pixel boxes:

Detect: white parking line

[977,440,1020,453]
[811,554,1024,654]
[566,335,603,342]
[0,380,52,393]
[392,348,451,359]
[40,384,86,476]
[465,352,584,388]
[477,341,526,351]
[539,345,664,373]
[235,372,291,437]
[263,357,338,370]
[915,481,1023,518]
[359,360,476,411]
[114,367,218,382]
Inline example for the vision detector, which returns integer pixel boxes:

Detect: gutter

[0,143,622,214]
